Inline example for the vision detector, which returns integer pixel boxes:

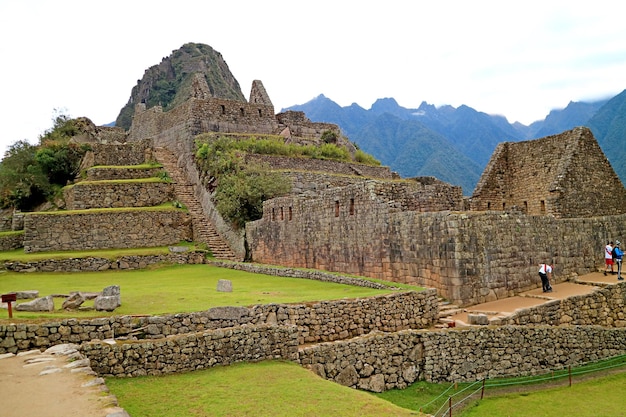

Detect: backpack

[612,247,618,259]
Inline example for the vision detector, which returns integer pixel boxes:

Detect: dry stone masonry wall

[248,190,626,306]
[23,209,192,253]
[4,251,206,272]
[0,290,436,354]
[67,325,626,389]
[64,181,175,210]
[85,166,164,181]
[82,324,299,377]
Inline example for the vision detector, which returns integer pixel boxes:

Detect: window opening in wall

[288,207,292,221]
[502,202,506,210]
[240,108,245,116]
[523,201,528,212]
[271,208,275,221]
[487,202,491,210]
[335,201,340,217]
[280,207,284,221]
[349,198,355,215]
[221,105,226,114]
[258,109,262,117]
[541,200,546,213]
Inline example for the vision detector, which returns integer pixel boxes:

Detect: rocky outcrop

[115,42,246,130]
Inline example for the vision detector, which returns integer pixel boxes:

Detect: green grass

[90,163,163,169]
[459,371,626,416]
[25,203,184,215]
[0,263,406,321]
[0,230,23,237]
[375,356,626,416]
[106,360,421,417]
[65,177,168,187]
[105,358,626,417]
[0,244,195,262]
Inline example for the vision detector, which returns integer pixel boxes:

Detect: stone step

[154,147,238,261]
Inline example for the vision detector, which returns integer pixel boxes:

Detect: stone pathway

[448,271,620,325]
[0,344,129,417]
[154,147,239,260]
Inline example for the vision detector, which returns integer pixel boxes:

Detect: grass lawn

[106,360,421,417]
[106,359,626,417]
[0,263,413,321]
[458,371,626,416]
[375,359,626,417]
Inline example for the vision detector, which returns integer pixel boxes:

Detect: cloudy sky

[1,0,625,156]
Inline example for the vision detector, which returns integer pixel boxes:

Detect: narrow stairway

[154,147,239,261]
[437,298,463,328]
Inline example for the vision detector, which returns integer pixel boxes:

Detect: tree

[0,112,90,210]
[0,141,48,209]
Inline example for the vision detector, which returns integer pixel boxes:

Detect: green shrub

[355,149,381,165]
[195,136,291,227]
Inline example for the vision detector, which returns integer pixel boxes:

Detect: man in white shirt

[538,263,553,292]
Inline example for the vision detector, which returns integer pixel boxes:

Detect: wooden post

[2,293,17,318]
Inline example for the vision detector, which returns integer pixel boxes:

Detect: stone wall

[23,208,192,253]
[245,154,393,179]
[0,231,23,251]
[0,211,24,232]
[152,127,247,259]
[88,139,153,166]
[81,324,299,377]
[0,291,436,354]
[211,261,400,289]
[4,286,626,389]
[471,127,626,218]
[300,326,626,390]
[4,252,206,272]
[64,181,175,209]
[248,193,626,306]
[85,166,164,181]
[495,281,626,327]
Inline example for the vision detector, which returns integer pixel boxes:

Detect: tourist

[604,241,614,276]
[614,241,624,280]
[538,263,553,292]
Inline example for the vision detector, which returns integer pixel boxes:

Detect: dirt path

[0,345,128,417]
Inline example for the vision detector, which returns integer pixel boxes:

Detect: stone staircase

[436,298,463,328]
[154,147,238,261]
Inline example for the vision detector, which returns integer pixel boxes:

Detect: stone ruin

[2,62,625,307]
[3,286,121,313]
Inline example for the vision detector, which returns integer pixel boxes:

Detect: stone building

[246,127,626,306]
[470,126,626,217]
[127,76,344,148]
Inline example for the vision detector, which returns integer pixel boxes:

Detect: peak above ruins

[115,42,246,130]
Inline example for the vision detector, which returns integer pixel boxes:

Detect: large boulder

[62,293,85,310]
[15,295,54,312]
[95,285,121,312]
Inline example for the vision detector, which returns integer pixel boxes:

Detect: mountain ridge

[284,90,626,195]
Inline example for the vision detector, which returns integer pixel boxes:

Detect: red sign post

[1,293,17,318]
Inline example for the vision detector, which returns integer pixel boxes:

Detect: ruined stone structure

[3,281,626,390]
[127,77,342,147]
[470,127,626,217]
[246,127,626,306]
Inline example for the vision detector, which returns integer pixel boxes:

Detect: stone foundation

[64,181,175,209]
[0,231,23,251]
[23,208,192,253]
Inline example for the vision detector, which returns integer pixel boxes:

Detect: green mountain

[115,42,245,130]
[286,92,623,194]
[588,90,626,183]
